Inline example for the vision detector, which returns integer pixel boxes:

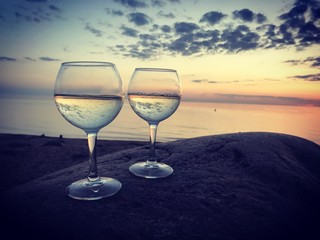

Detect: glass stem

[87,132,99,181]
[148,123,158,165]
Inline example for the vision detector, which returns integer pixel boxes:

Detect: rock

[1,132,320,240]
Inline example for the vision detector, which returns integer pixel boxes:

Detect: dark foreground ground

[0,133,147,190]
[1,132,320,240]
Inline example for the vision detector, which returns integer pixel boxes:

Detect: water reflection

[0,95,319,144]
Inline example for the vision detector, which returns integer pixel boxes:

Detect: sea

[0,95,319,145]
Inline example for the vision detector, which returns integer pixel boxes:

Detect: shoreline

[0,133,147,191]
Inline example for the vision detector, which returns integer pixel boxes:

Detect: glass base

[67,177,122,200]
[129,161,173,179]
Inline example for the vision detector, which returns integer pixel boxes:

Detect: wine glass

[54,61,123,200]
[127,68,181,179]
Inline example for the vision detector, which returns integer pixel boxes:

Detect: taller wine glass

[54,61,123,200]
[128,68,181,179]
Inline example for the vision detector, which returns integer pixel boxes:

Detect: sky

[0,0,319,106]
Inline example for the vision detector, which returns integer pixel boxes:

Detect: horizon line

[1,90,319,107]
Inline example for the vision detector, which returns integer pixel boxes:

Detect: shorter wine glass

[54,61,123,200]
[127,68,181,179]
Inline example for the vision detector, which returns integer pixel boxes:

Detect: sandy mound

[1,132,320,240]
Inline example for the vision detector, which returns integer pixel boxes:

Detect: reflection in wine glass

[54,61,123,200]
[128,68,181,179]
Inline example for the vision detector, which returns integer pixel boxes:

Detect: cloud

[256,13,267,24]
[24,57,36,61]
[49,5,61,12]
[174,22,199,34]
[123,44,155,59]
[15,12,22,18]
[84,23,104,37]
[139,33,156,41]
[278,0,320,47]
[13,2,64,23]
[158,11,175,19]
[289,73,320,81]
[0,14,5,21]
[113,0,147,9]
[160,25,171,33]
[149,24,159,31]
[200,11,227,25]
[167,32,209,55]
[39,57,60,61]
[219,25,260,52]
[127,12,151,26]
[111,0,318,59]
[0,57,16,61]
[113,21,260,58]
[113,0,178,8]
[121,26,139,37]
[233,9,254,22]
[233,8,267,23]
[25,0,48,2]
[192,79,243,84]
[283,56,320,68]
[304,56,320,67]
[105,8,124,16]
[109,30,163,59]
[192,79,207,83]
[119,21,263,58]
[192,79,217,84]
[151,0,165,7]
[213,93,320,106]
[298,22,320,46]
[283,59,301,65]
[256,24,276,38]
[14,10,46,23]
[168,39,188,53]
[278,2,308,22]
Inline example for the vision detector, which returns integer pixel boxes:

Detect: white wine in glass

[54,61,123,200]
[128,68,181,179]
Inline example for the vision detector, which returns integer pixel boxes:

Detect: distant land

[1,86,320,107]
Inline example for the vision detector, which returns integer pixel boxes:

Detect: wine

[54,61,124,200]
[127,68,181,178]
[128,93,181,123]
[55,94,123,132]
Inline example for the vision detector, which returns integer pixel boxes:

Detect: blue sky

[0,0,319,105]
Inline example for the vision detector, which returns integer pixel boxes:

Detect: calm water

[0,95,319,144]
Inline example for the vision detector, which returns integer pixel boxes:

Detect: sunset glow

[0,0,319,106]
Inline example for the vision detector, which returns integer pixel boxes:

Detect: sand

[1,132,320,240]
[0,133,147,191]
